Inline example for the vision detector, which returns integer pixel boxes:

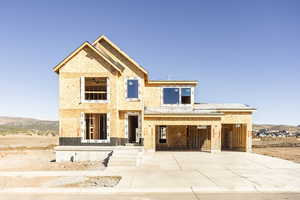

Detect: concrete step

[110,154,138,158]
[109,157,137,161]
[107,147,143,167]
[109,161,137,166]
[113,150,141,154]
[125,143,141,146]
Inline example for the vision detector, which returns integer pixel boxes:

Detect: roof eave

[144,113,223,117]
[196,108,256,112]
[92,35,149,75]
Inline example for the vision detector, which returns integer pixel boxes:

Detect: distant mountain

[253,124,300,133]
[0,116,58,136]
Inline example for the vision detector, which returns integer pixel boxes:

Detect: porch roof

[144,106,222,116]
[194,103,256,111]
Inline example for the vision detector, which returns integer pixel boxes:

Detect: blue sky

[0,0,299,125]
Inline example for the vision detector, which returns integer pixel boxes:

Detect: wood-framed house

[53,35,255,161]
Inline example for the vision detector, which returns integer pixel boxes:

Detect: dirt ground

[0,134,58,149]
[0,134,104,171]
[0,176,121,188]
[253,147,300,163]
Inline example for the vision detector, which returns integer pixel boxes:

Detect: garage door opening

[155,125,211,151]
[221,124,247,152]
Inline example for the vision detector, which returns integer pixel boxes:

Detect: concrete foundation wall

[55,146,112,162]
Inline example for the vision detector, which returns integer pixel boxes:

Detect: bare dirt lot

[253,147,300,163]
[0,134,58,149]
[0,134,104,171]
[0,176,121,188]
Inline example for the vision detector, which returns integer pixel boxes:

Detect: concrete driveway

[104,151,300,192]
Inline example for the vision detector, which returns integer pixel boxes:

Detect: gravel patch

[63,176,122,188]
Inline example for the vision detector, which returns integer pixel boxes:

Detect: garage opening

[221,124,247,151]
[155,125,211,151]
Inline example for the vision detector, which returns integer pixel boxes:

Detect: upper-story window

[163,87,192,105]
[181,88,191,104]
[84,77,107,100]
[127,78,139,99]
[163,88,179,104]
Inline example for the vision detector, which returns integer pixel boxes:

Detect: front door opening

[128,115,139,143]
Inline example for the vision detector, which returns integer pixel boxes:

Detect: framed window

[181,88,191,104]
[127,79,139,99]
[84,77,107,101]
[84,113,107,140]
[159,126,167,144]
[163,88,179,104]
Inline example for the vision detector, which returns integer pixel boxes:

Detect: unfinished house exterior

[53,35,255,162]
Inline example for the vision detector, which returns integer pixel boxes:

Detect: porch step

[108,148,143,167]
[125,143,141,146]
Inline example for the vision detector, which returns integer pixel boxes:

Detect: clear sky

[0,0,299,125]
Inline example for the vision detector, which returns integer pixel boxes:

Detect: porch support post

[246,121,252,152]
[210,122,221,153]
[143,124,155,152]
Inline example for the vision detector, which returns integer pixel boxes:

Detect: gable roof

[53,41,122,74]
[92,35,148,76]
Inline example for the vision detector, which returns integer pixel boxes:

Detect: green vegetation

[0,117,58,136]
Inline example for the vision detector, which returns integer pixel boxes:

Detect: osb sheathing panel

[144,86,161,107]
[95,41,146,111]
[58,47,120,138]
[221,112,252,124]
[118,112,126,138]
[59,116,80,137]
[60,47,117,74]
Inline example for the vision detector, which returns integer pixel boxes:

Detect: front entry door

[128,115,139,143]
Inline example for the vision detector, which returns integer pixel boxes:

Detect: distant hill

[253,124,300,133]
[0,116,58,136]
[0,116,299,136]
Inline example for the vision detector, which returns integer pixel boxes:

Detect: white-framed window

[161,86,194,105]
[125,77,140,101]
[80,112,110,143]
[80,77,109,103]
[159,126,167,144]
